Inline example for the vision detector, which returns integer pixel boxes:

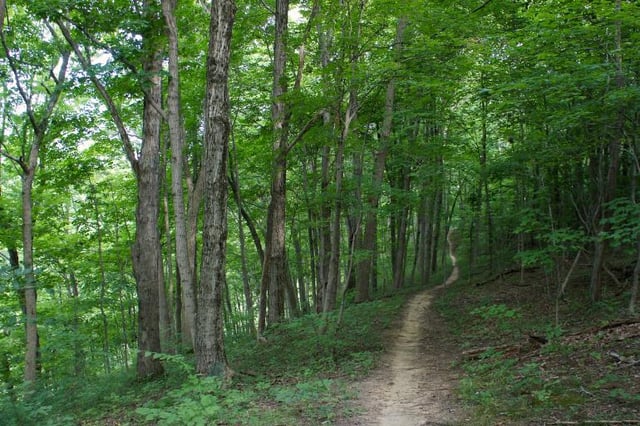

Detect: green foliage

[1,0,639,423]
[230,295,406,379]
[514,219,588,272]
[601,198,640,248]
[471,303,521,334]
[460,344,571,418]
[135,376,254,426]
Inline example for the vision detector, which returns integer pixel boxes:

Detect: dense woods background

[0,0,639,423]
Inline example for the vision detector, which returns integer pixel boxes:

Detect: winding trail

[340,230,466,425]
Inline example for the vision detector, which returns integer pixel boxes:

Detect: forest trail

[340,231,467,425]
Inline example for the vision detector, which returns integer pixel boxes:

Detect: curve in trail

[342,229,464,426]
[444,228,459,286]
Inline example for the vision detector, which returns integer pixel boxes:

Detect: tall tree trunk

[392,169,411,289]
[323,0,365,312]
[58,10,165,379]
[132,41,164,378]
[629,139,640,314]
[302,157,319,310]
[355,17,407,302]
[162,185,176,350]
[323,98,352,313]
[195,0,235,377]
[92,190,111,373]
[22,170,38,383]
[317,144,331,312]
[259,0,290,331]
[480,92,494,274]
[230,137,255,333]
[162,0,197,349]
[590,0,624,302]
[1,37,70,383]
[431,185,443,273]
[291,217,309,313]
[67,271,85,376]
[415,193,430,286]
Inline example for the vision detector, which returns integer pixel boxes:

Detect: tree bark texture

[22,171,38,383]
[133,44,164,378]
[162,0,197,349]
[259,0,289,331]
[196,0,235,377]
[323,94,353,313]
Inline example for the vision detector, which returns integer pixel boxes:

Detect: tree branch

[1,33,37,132]
[0,147,27,173]
[471,0,495,13]
[57,19,140,172]
[259,0,275,15]
[60,16,141,76]
[285,110,324,155]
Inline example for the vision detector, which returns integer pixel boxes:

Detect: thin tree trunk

[162,187,176,349]
[229,176,264,262]
[162,0,196,349]
[92,190,111,373]
[431,185,443,273]
[349,149,364,292]
[195,0,235,377]
[480,93,494,274]
[392,170,411,289]
[0,36,70,383]
[22,172,38,383]
[317,144,331,312]
[67,271,85,376]
[323,99,351,312]
[590,0,624,302]
[355,17,406,302]
[230,136,255,333]
[291,218,309,313]
[628,133,639,314]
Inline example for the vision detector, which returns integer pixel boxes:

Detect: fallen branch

[474,267,536,286]
[603,263,623,287]
[566,319,640,338]
[462,343,523,360]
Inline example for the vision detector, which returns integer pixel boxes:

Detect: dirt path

[340,232,467,425]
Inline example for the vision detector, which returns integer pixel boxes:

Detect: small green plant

[532,388,552,404]
[471,304,521,333]
[608,387,640,403]
[471,304,520,321]
[135,375,256,425]
[341,351,375,377]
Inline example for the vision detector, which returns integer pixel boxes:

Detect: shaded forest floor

[4,262,639,425]
[435,262,640,425]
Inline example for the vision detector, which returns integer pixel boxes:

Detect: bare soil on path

[339,234,469,425]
